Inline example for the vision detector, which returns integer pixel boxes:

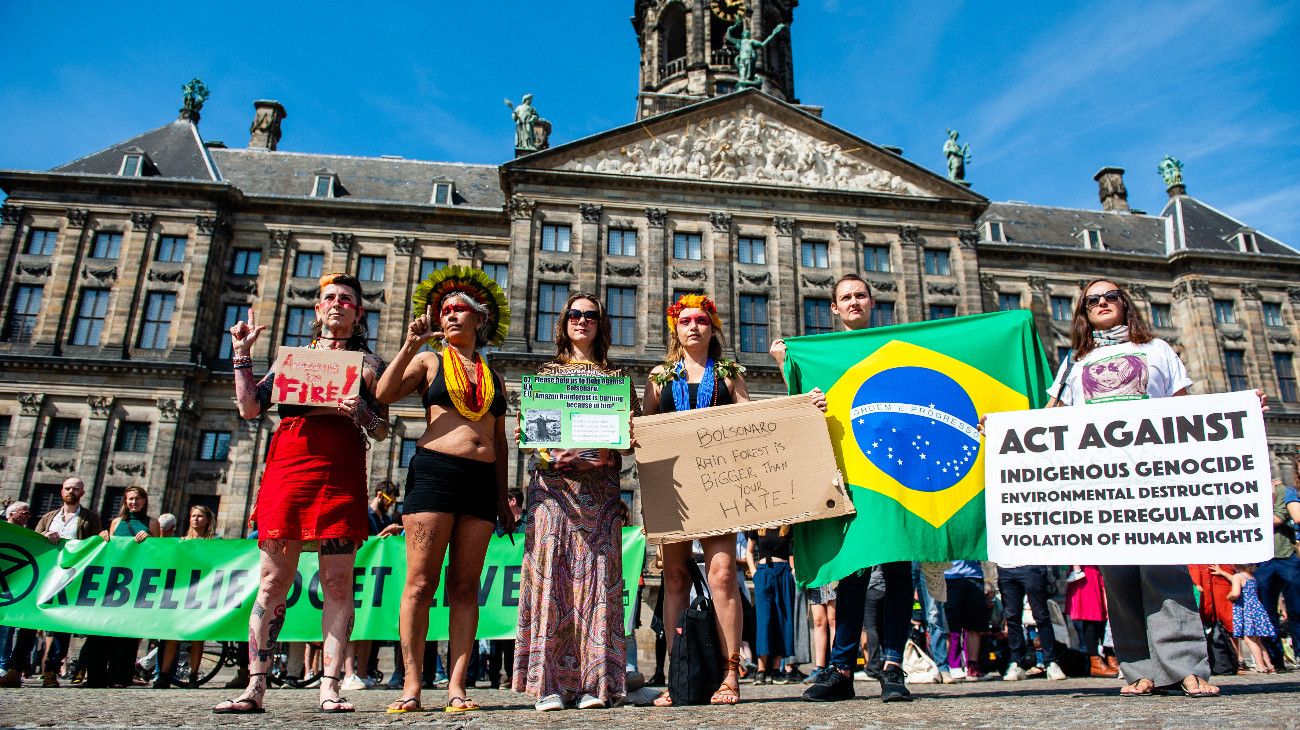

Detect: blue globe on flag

[849,366,981,492]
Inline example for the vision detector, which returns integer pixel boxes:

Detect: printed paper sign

[520,375,631,449]
[984,390,1272,565]
[271,347,365,405]
[633,394,852,545]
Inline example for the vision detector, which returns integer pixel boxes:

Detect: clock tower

[632,0,799,119]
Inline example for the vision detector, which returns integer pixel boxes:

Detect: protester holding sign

[375,265,511,714]
[217,272,390,714]
[643,294,750,707]
[513,292,641,711]
[1045,278,1266,698]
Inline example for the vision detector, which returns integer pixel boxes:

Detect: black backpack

[1206,622,1239,675]
[668,560,724,705]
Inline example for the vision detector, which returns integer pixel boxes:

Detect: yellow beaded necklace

[442,346,495,420]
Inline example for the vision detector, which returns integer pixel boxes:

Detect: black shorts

[944,576,991,632]
[404,448,497,523]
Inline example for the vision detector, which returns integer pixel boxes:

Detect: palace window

[924,249,951,276]
[998,293,1022,311]
[71,288,111,346]
[4,285,43,344]
[357,255,386,282]
[365,311,380,352]
[230,248,261,276]
[801,240,829,268]
[283,306,314,347]
[929,304,957,320]
[1233,231,1259,253]
[673,232,702,260]
[1080,228,1104,249]
[1275,352,1298,403]
[119,154,144,177]
[1213,299,1236,325]
[312,174,335,198]
[431,181,454,206]
[155,235,186,263]
[1263,302,1284,328]
[419,258,448,281]
[536,283,570,343]
[91,232,122,259]
[137,292,176,350]
[484,263,508,290]
[1051,296,1073,321]
[541,224,571,253]
[608,228,637,257]
[607,286,637,347]
[871,301,896,328]
[803,298,833,335]
[197,431,231,461]
[983,221,1005,242]
[114,422,150,453]
[1150,303,1173,328]
[1223,349,1249,391]
[24,228,57,256]
[294,251,324,279]
[738,294,768,353]
[863,244,890,273]
[218,304,242,360]
[44,418,81,450]
[400,438,418,468]
[738,236,765,265]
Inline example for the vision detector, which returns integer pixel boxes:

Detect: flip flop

[319,697,355,713]
[1119,678,1155,697]
[445,696,481,713]
[213,697,264,714]
[1176,675,1220,698]
[386,697,425,713]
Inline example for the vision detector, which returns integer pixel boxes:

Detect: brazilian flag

[783,310,1051,587]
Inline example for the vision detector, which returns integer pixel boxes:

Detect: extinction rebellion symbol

[0,541,39,607]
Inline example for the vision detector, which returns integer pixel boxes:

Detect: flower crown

[666,294,722,331]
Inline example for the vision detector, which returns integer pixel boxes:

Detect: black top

[424,360,507,417]
[747,529,793,563]
[656,378,734,414]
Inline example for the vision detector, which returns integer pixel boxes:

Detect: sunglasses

[441,302,473,316]
[1084,290,1123,309]
[566,309,600,323]
[677,314,713,327]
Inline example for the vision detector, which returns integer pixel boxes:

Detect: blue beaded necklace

[671,358,716,412]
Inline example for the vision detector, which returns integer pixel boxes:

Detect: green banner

[0,522,645,641]
[782,310,1051,587]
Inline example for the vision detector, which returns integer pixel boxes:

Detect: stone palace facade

[1,0,1297,535]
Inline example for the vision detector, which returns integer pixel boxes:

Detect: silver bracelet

[365,414,384,432]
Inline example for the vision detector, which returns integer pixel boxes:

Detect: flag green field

[782,310,1051,587]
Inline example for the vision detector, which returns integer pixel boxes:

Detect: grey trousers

[1099,565,1209,687]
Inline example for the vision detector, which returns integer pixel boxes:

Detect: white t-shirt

[48,507,85,539]
[1048,338,1192,406]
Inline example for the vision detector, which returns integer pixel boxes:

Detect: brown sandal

[710,652,742,705]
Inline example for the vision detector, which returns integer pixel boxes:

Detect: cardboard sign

[633,394,852,545]
[271,347,365,406]
[520,375,632,449]
[984,390,1272,565]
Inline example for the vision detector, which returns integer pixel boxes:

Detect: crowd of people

[2,271,1297,714]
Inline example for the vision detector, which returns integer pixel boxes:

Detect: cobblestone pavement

[2,671,1298,728]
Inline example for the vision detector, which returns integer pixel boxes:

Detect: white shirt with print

[1048,338,1192,406]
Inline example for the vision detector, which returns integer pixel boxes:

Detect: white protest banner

[271,347,365,406]
[633,394,852,545]
[984,390,1271,565]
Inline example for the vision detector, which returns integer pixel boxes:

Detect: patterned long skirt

[513,462,627,704]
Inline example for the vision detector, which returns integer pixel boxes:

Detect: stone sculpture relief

[560,108,924,195]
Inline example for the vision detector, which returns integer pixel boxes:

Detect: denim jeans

[829,561,912,668]
[912,563,949,671]
[1254,554,1300,668]
[998,565,1058,666]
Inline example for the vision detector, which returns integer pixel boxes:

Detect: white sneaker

[1003,663,1027,681]
[339,674,366,691]
[577,693,606,709]
[1045,662,1067,681]
[535,694,565,712]
[948,667,967,680]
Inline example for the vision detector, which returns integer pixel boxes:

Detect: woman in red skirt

[214,273,389,714]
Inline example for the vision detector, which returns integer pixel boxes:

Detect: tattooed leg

[397,512,456,702]
[241,540,301,705]
[318,543,360,706]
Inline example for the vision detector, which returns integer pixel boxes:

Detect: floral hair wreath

[666,293,723,331]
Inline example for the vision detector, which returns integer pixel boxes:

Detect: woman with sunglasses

[375,266,511,714]
[642,294,750,706]
[216,273,389,714]
[512,293,641,711]
[1048,278,1267,698]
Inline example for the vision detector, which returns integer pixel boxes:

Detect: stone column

[578,203,603,294]
[1239,283,1276,389]
[261,229,294,365]
[0,204,27,327]
[47,209,93,354]
[1172,279,1223,392]
[332,232,356,273]
[897,225,923,323]
[506,195,537,350]
[81,397,116,511]
[8,394,46,502]
[772,216,797,338]
[392,236,419,339]
[1027,275,1051,342]
[710,210,735,337]
[645,208,668,348]
[957,230,982,315]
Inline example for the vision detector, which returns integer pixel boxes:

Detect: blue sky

[2,1,1297,243]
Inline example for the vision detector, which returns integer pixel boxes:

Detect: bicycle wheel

[173,641,231,687]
